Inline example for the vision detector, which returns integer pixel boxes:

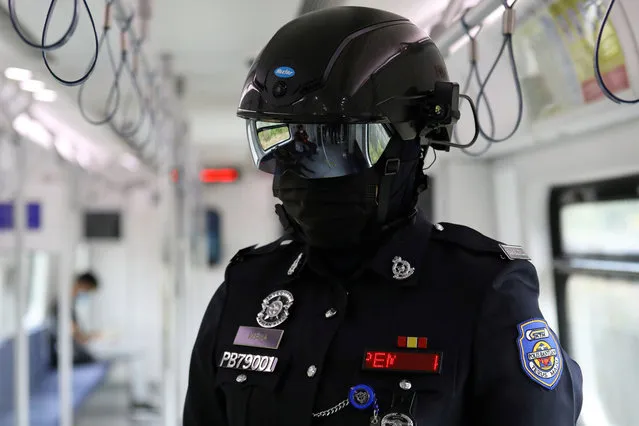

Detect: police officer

[184,6,583,426]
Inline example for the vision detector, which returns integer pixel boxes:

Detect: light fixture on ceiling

[30,106,111,169]
[13,111,105,169]
[76,149,93,168]
[448,25,483,55]
[12,113,53,149]
[447,4,505,56]
[119,153,140,171]
[19,79,46,93]
[33,89,57,103]
[54,138,76,162]
[4,67,33,81]
[482,4,506,26]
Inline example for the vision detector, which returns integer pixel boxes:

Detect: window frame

[549,173,639,353]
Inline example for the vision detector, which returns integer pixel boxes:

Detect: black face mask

[273,167,380,248]
[272,138,424,249]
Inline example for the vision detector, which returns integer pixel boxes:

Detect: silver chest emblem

[381,412,414,426]
[392,256,415,280]
[256,290,294,328]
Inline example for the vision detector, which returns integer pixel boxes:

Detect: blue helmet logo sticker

[274,66,295,79]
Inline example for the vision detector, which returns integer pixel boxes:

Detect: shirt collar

[282,212,433,286]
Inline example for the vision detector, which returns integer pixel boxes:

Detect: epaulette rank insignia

[499,244,530,261]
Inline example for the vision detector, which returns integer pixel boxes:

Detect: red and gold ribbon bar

[397,336,428,349]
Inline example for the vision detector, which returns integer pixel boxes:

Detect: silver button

[434,223,444,231]
[236,374,247,383]
[325,308,337,318]
[399,379,412,390]
[307,365,317,377]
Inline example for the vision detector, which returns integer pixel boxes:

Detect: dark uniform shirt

[49,301,95,366]
[184,215,583,425]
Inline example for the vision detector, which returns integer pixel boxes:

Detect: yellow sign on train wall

[514,0,630,121]
[548,0,629,102]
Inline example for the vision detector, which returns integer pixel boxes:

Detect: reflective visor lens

[246,120,392,178]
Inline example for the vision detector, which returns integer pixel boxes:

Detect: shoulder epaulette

[431,222,530,261]
[229,237,297,266]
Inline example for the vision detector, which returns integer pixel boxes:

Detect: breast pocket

[355,359,458,423]
[214,353,288,426]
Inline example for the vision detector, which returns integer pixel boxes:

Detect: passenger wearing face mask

[49,271,101,366]
[184,7,583,426]
[48,271,159,418]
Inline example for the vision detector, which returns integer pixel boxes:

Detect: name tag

[219,351,278,373]
[233,326,284,350]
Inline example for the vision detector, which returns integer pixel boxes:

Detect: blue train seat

[0,327,111,426]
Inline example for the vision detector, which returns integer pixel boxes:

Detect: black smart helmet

[237,6,464,179]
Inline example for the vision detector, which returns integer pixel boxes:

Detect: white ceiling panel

[0,0,302,111]
[0,0,490,170]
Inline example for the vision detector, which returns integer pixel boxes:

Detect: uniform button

[434,223,444,231]
[399,379,412,390]
[236,374,247,383]
[325,308,337,318]
[307,365,317,377]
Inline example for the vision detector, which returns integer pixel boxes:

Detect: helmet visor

[246,120,392,178]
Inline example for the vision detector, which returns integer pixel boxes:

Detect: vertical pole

[173,75,191,421]
[173,123,184,424]
[58,162,77,426]
[174,123,192,420]
[13,134,29,426]
[158,53,178,426]
[159,128,178,426]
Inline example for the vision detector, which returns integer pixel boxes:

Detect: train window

[0,251,52,339]
[24,251,53,329]
[550,174,639,426]
[560,199,639,256]
[0,254,17,339]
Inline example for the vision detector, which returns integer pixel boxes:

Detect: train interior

[0,0,638,425]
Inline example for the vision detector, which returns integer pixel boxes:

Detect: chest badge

[392,257,414,280]
[256,290,294,328]
[381,412,414,426]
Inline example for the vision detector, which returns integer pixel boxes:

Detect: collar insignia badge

[392,256,415,280]
[287,252,303,276]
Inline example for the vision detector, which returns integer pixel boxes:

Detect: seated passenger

[49,271,159,418]
[49,271,100,366]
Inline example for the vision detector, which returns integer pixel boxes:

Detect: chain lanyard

[312,398,350,418]
[312,385,380,423]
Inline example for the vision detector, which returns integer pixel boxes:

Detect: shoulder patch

[431,222,530,261]
[516,319,563,390]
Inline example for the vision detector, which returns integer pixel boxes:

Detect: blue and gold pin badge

[517,319,563,390]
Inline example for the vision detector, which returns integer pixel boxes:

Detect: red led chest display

[362,350,442,374]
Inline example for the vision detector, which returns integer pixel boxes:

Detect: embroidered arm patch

[516,319,563,390]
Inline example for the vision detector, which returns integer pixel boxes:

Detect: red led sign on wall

[199,168,239,183]
[170,168,239,183]
[362,350,442,374]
